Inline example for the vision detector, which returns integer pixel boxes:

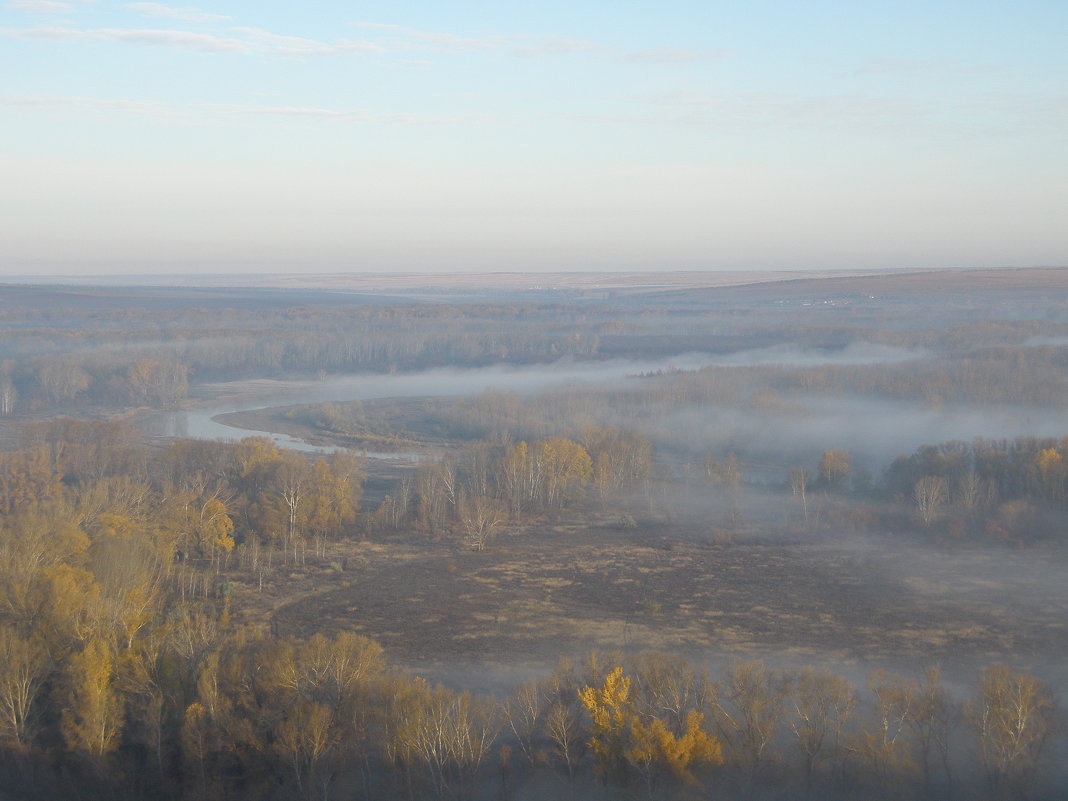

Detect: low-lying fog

[141,338,1068,793]
[152,353,725,444]
[709,342,928,367]
[647,398,1067,478]
[150,343,1064,479]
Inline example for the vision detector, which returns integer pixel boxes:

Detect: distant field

[2,267,890,291]
[249,266,1068,295]
[7,266,1066,305]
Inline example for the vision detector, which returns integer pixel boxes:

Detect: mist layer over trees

[1,269,1067,800]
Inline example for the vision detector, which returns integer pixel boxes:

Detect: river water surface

[145,354,721,455]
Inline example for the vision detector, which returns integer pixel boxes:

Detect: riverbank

[215,395,453,456]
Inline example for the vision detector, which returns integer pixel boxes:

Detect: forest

[0,269,1066,800]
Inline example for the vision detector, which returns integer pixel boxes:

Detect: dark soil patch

[251,516,1068,684]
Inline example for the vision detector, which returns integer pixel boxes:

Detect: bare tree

[543,699,584,779]
[37,361,92,404]
[852,670,917,800]
[274,700,340,799]
[707,452,743,529]
[715,660,789,778]
[503,680,543,766]
[628,651,714,737]
[905,666,959,800]
[954,471,993,517]
[914,476,949,527]
[971,664,1056,798]
[457,493,506,551]
[0,626,50,744]
[459,441,494,499]
[0,377,17,415]
[786,666,855,791]
[790,467,811,525]
[411,687,499,799]
[414,460,454,536]
[275,451,311,563]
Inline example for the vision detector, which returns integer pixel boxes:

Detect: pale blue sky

[1,1,1065,275]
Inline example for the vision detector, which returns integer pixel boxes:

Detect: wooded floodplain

[1,269,1067,800]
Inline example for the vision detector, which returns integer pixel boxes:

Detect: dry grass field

[230,511,1068,689]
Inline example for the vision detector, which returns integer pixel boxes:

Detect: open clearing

[235,514,1068,688]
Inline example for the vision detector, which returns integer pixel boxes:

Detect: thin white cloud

[0,92,173,117]
[630,90,934,134]
[855,57,945,75]
[513,37,603,58]
[352,20,720,64]
[100,26,247,52]
[2,21,384,57]
[125,2,229,24]
[7,0,92,13]
[624,47,729,64]
[627,88,1067,139]
[853,57,999,77]
[1,93,461,127]
[352,20,507,52]
[230,26,383,56]
[0,24,79,39]
[210,103,460,126]
[2,24,249,52]
[229,26,337,56]
[254,106,350,117]
[3,15,725,67]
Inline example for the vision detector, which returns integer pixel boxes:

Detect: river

[144,354,722,455]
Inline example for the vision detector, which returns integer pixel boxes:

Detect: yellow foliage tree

[626,710,722,792]
[198,497,236,564]
[1035,448,1064,501]
[305,457,360,555]
[60,638,124,756]
[40,563,103,650]
[582,665,723,790]
[585,425,653,498]
[818,449,851,490]
[540,437,592,507]
[0,446,65,515]
[181,701,212,788]
[0,505,89,629]
[579,666,633,781]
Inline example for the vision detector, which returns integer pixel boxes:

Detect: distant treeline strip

[2,288,1068,414]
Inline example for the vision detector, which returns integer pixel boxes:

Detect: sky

[1,1,1066,276]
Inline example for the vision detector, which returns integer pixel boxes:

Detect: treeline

[709,435,1068,546]
[0,420,369,799]
[0,357,189,414]
[293,385,1068,545]
[4,280,1068,416]
[772,436,1068,544]
[881,435,1068,542]
[387,345,1068,467]
[0,421,1065,798]
[5,420,363,560]
[778,345,1068,406]
[382,403,1068,551]
[1,624,1061,801]
[0,298,608,413]
[371,427,653,548]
